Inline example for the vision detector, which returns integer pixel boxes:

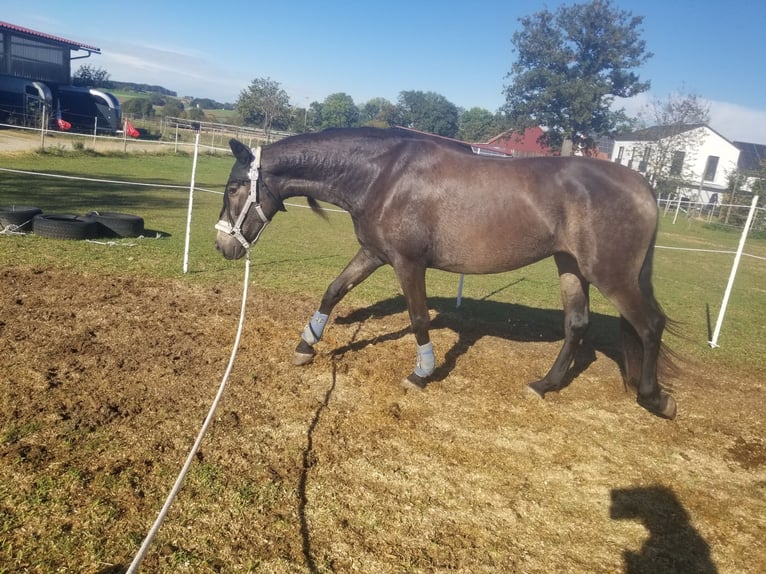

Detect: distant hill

[110,81,177,97]
[108,82,234,110]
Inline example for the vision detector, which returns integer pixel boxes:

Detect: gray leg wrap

[414,342,435,378]
[301,311,329,345]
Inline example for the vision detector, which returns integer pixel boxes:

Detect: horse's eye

[226,182,240,195]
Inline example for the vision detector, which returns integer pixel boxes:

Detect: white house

[610,124,740,204]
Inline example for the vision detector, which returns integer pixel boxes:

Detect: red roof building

[477,127,551,157]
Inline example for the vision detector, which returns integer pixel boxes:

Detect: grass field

[1,147,765,573]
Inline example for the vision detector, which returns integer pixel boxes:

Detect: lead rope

[126,250,252,573]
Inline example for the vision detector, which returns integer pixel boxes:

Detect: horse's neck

[268,147,372,213]
[279,175,357,210]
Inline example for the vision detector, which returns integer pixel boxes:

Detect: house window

[616,146,625,163]
[639,146,652,172]
[670,151,685,177]
[628,147,639,169]
[704,156,719,181]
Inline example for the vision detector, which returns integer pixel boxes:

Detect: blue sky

[5,1,766,142]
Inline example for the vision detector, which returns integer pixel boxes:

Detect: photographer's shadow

[611,486,718,574]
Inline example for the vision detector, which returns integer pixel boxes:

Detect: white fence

[658,197,765,233]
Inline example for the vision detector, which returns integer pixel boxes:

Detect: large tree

[236,77,291,134]
[503,0,652,153]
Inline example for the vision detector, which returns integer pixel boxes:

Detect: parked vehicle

[0,75,122,133]
[0,75,52,127]
[53,85,122,133]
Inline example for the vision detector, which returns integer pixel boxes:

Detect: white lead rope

[126,250,252,573]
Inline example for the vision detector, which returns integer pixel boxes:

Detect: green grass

[1,148,765,376]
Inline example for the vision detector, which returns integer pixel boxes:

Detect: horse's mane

[264,127,473,219]
[269,126,474,155]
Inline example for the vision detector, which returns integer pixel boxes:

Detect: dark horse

[215,127,676,419]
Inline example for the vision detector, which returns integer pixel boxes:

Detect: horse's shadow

[330,294,626,390]
[610,486,719,573]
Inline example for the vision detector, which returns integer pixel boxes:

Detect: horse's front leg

[395,262,434,390]
[293,248,383,365]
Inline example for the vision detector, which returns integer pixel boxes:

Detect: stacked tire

[1,206,145,240]
[84,211,144,238]
[33,214,97,240]
[0,206,42,232]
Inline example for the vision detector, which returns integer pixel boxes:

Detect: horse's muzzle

[215,231,247,260]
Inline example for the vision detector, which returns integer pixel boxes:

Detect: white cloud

[94,42,243,101]
[707,100,766,143]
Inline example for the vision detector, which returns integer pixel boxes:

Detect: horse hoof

[292,351,315,366]
[402,373,427,391]
[527,380,547,399]
[638,391,677,420]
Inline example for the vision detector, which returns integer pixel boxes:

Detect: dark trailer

[54,85,121,133]
[0,74,52,127]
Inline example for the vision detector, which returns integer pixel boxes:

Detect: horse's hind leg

[293,248,383,365]
[609,289,676,419]
[529,253,590,398]
[392,260,433,390]
[620,317,643,389]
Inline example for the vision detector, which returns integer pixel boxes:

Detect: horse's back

[376,147,659,276]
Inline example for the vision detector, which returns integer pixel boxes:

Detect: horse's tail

[638,228,681,375]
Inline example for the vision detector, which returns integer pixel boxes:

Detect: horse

[215,127,676,419]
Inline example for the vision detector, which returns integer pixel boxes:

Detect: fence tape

[0,166,761,255]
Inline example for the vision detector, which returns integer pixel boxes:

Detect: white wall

[611,126,741,203]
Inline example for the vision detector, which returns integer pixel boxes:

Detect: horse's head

[215,138,286,260]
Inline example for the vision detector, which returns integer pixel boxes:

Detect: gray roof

[733,141,766,173]
[614,123,732,143]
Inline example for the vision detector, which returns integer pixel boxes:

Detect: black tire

[84,211,145,238]
[0,206,43,232]
[33,214,97,240]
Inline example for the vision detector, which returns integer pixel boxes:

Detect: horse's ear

[229,138,253,165]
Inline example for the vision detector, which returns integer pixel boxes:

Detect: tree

[320,93,360,129]
[73,65,111,88]
[121,97,155,119]
[634,89,711,192]
[458,107,497,142]
[360,97,401,127]
[188,107,206,121]
[503,0,652,153]
[161,100,184,118]
[236,77,291,134]
[306,101,324,131]
[397,90,459,137]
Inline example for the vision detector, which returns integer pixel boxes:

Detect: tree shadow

[610,486,718,573]
[331,294,626,390]
[0,170,192,214]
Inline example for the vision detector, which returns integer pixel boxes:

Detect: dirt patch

[1,266,764,573]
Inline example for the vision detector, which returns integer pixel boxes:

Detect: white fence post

[182,130,201,274]
[709,194,760,348]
